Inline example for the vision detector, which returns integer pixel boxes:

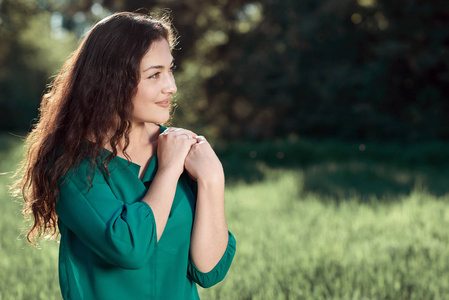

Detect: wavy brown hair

[12,12,177,244]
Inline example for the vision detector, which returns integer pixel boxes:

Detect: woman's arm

[142,127,197,241]
[185,137,229,272]
[57,168,157,270]
[56,128,197,268]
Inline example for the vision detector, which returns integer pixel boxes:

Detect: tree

[201,0,449,141]
[2,0,448,142]
[0,0,77,131]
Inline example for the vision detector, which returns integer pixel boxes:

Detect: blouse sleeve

[187,230,237,288]
[56,170,157,270]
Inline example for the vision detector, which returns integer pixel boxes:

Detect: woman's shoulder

[60,148,111,187]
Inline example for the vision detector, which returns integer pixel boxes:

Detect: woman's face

[131,38,177,125]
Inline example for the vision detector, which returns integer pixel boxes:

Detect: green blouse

[55,127,236,300]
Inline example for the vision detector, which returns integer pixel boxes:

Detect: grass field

[1,133,449,299]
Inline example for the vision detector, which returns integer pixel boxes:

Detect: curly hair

[12,12,177,244]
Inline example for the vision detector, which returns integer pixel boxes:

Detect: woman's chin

[153,114,171,125]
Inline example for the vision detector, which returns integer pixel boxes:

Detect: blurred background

[1,0,449,299]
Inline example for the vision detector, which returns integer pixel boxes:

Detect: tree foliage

[1,0,448,141]
[0,0,77,131]
[201,0,449,141]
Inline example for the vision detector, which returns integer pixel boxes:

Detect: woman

[14,12,236,299]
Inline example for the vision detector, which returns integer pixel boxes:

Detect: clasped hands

[157,127,224,182]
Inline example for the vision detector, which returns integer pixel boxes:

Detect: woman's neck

[127,122,160,148]
[104,122,160,159]
[118,122,160,178]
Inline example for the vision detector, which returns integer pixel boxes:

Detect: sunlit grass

[0,134,60,300]
[200,170,449,299]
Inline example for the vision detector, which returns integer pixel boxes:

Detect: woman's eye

[149,72,160,79]
[170,64,177,72]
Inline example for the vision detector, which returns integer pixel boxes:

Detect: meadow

[1,133,448,299]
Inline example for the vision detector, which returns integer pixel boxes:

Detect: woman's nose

[162,74,177,95]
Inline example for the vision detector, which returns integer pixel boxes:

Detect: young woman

[14,12,236,299]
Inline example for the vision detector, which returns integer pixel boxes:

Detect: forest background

[1,0,449,299]
[2,0,449,142]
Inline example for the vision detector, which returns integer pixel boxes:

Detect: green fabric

[55,126,236,300]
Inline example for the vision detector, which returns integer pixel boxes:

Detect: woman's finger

[175,133,191,140]
[195,135,207,144]
[161,127,196,139]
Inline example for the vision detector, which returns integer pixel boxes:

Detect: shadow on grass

[217,138,449,201]
[299,162,448,201]
[1,131,448,201]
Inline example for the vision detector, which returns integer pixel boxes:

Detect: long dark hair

[12,12,177,244]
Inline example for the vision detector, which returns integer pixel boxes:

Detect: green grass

[1,133,449,299]
[200,172,449,299]
[0,134,60,299]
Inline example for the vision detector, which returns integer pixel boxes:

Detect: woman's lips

[155,99,170,108]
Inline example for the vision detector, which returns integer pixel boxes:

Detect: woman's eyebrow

[143,59,175,72]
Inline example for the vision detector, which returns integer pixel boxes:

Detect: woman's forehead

[140,39,173,70]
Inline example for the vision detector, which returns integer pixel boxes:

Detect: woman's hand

[187,135,229,273]
[185,136,224,183]
[157,127,197,177]
[144,127,197,241]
